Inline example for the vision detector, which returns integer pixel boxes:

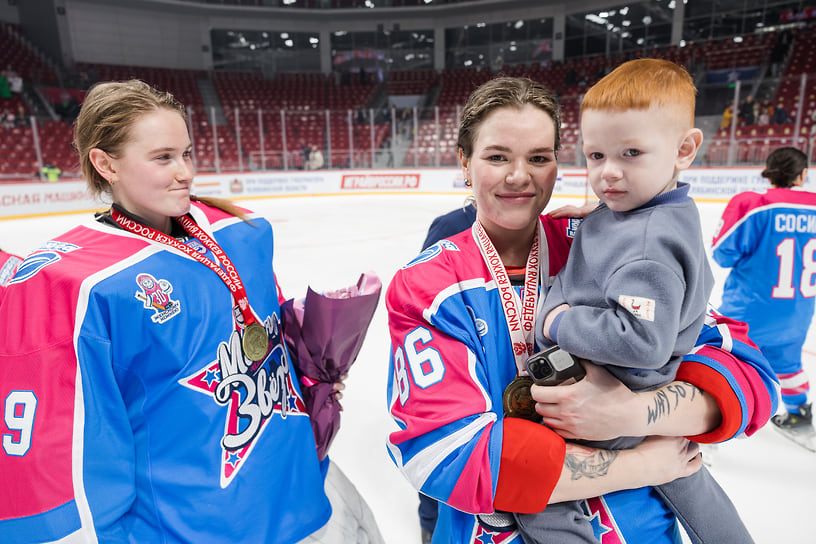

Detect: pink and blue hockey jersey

[712,186,816,372]
[386,216,777,544]
[0,203,330,543]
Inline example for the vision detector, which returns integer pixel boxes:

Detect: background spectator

[739,95,756,126]
[309,144,324,169]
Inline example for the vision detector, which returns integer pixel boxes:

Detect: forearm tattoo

[646,381,705,426]
[563,447,619,481]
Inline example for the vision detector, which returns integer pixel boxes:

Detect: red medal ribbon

[110,208,259,329]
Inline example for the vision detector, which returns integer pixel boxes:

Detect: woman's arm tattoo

[563,446,619,480]
[646,381,705,425]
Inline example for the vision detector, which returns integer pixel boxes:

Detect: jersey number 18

[773,237,816,299]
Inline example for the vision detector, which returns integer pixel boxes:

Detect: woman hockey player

[713,146,815,440]
[385,76,777,543]
[0,80,382,543]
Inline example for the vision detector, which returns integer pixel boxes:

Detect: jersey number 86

[393,327,445,405]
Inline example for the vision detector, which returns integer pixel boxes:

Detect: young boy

[516,59,754,543]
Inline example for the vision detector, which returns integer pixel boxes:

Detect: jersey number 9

[3,390,37,456]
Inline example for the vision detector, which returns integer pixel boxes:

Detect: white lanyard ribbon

[473,219,547,375]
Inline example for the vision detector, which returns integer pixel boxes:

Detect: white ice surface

[2,193,813,543]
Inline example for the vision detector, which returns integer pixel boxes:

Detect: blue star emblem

[203,368,221,387]
[226,451,241,467]
[588,509,612,539]
[476,532,495,544]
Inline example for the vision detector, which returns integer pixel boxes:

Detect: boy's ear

[675,128,703,170]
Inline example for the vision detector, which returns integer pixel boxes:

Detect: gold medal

[242,322,269,362]
[502,376,539,421]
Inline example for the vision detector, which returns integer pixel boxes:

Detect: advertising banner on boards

[1,167,812,219]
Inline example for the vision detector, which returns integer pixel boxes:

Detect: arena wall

[2,166,813,220]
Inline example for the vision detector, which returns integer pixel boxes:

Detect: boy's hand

[546,201,598,219]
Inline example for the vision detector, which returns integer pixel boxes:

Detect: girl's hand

[631,436,703,486]
[333,373,348,407]
[550,436,702,503]
[532,363,644,440]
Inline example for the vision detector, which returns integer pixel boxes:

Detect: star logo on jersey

[470,526,518,544]
[583,497,624,543]
[179,313,308,487]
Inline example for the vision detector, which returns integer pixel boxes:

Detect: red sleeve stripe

[676,357,745,443]
[494,417,566,513]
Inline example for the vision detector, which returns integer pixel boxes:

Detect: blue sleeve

[421,205,476,251]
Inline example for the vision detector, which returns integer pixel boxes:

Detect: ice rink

[2,192,814,543]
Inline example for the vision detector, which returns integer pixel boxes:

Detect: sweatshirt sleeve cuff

[549,312,564,344]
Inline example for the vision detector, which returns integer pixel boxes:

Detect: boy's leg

[655,467,754,544]
[298,461,385,544]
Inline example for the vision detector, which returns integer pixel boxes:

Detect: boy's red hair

[582,58,696,126]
